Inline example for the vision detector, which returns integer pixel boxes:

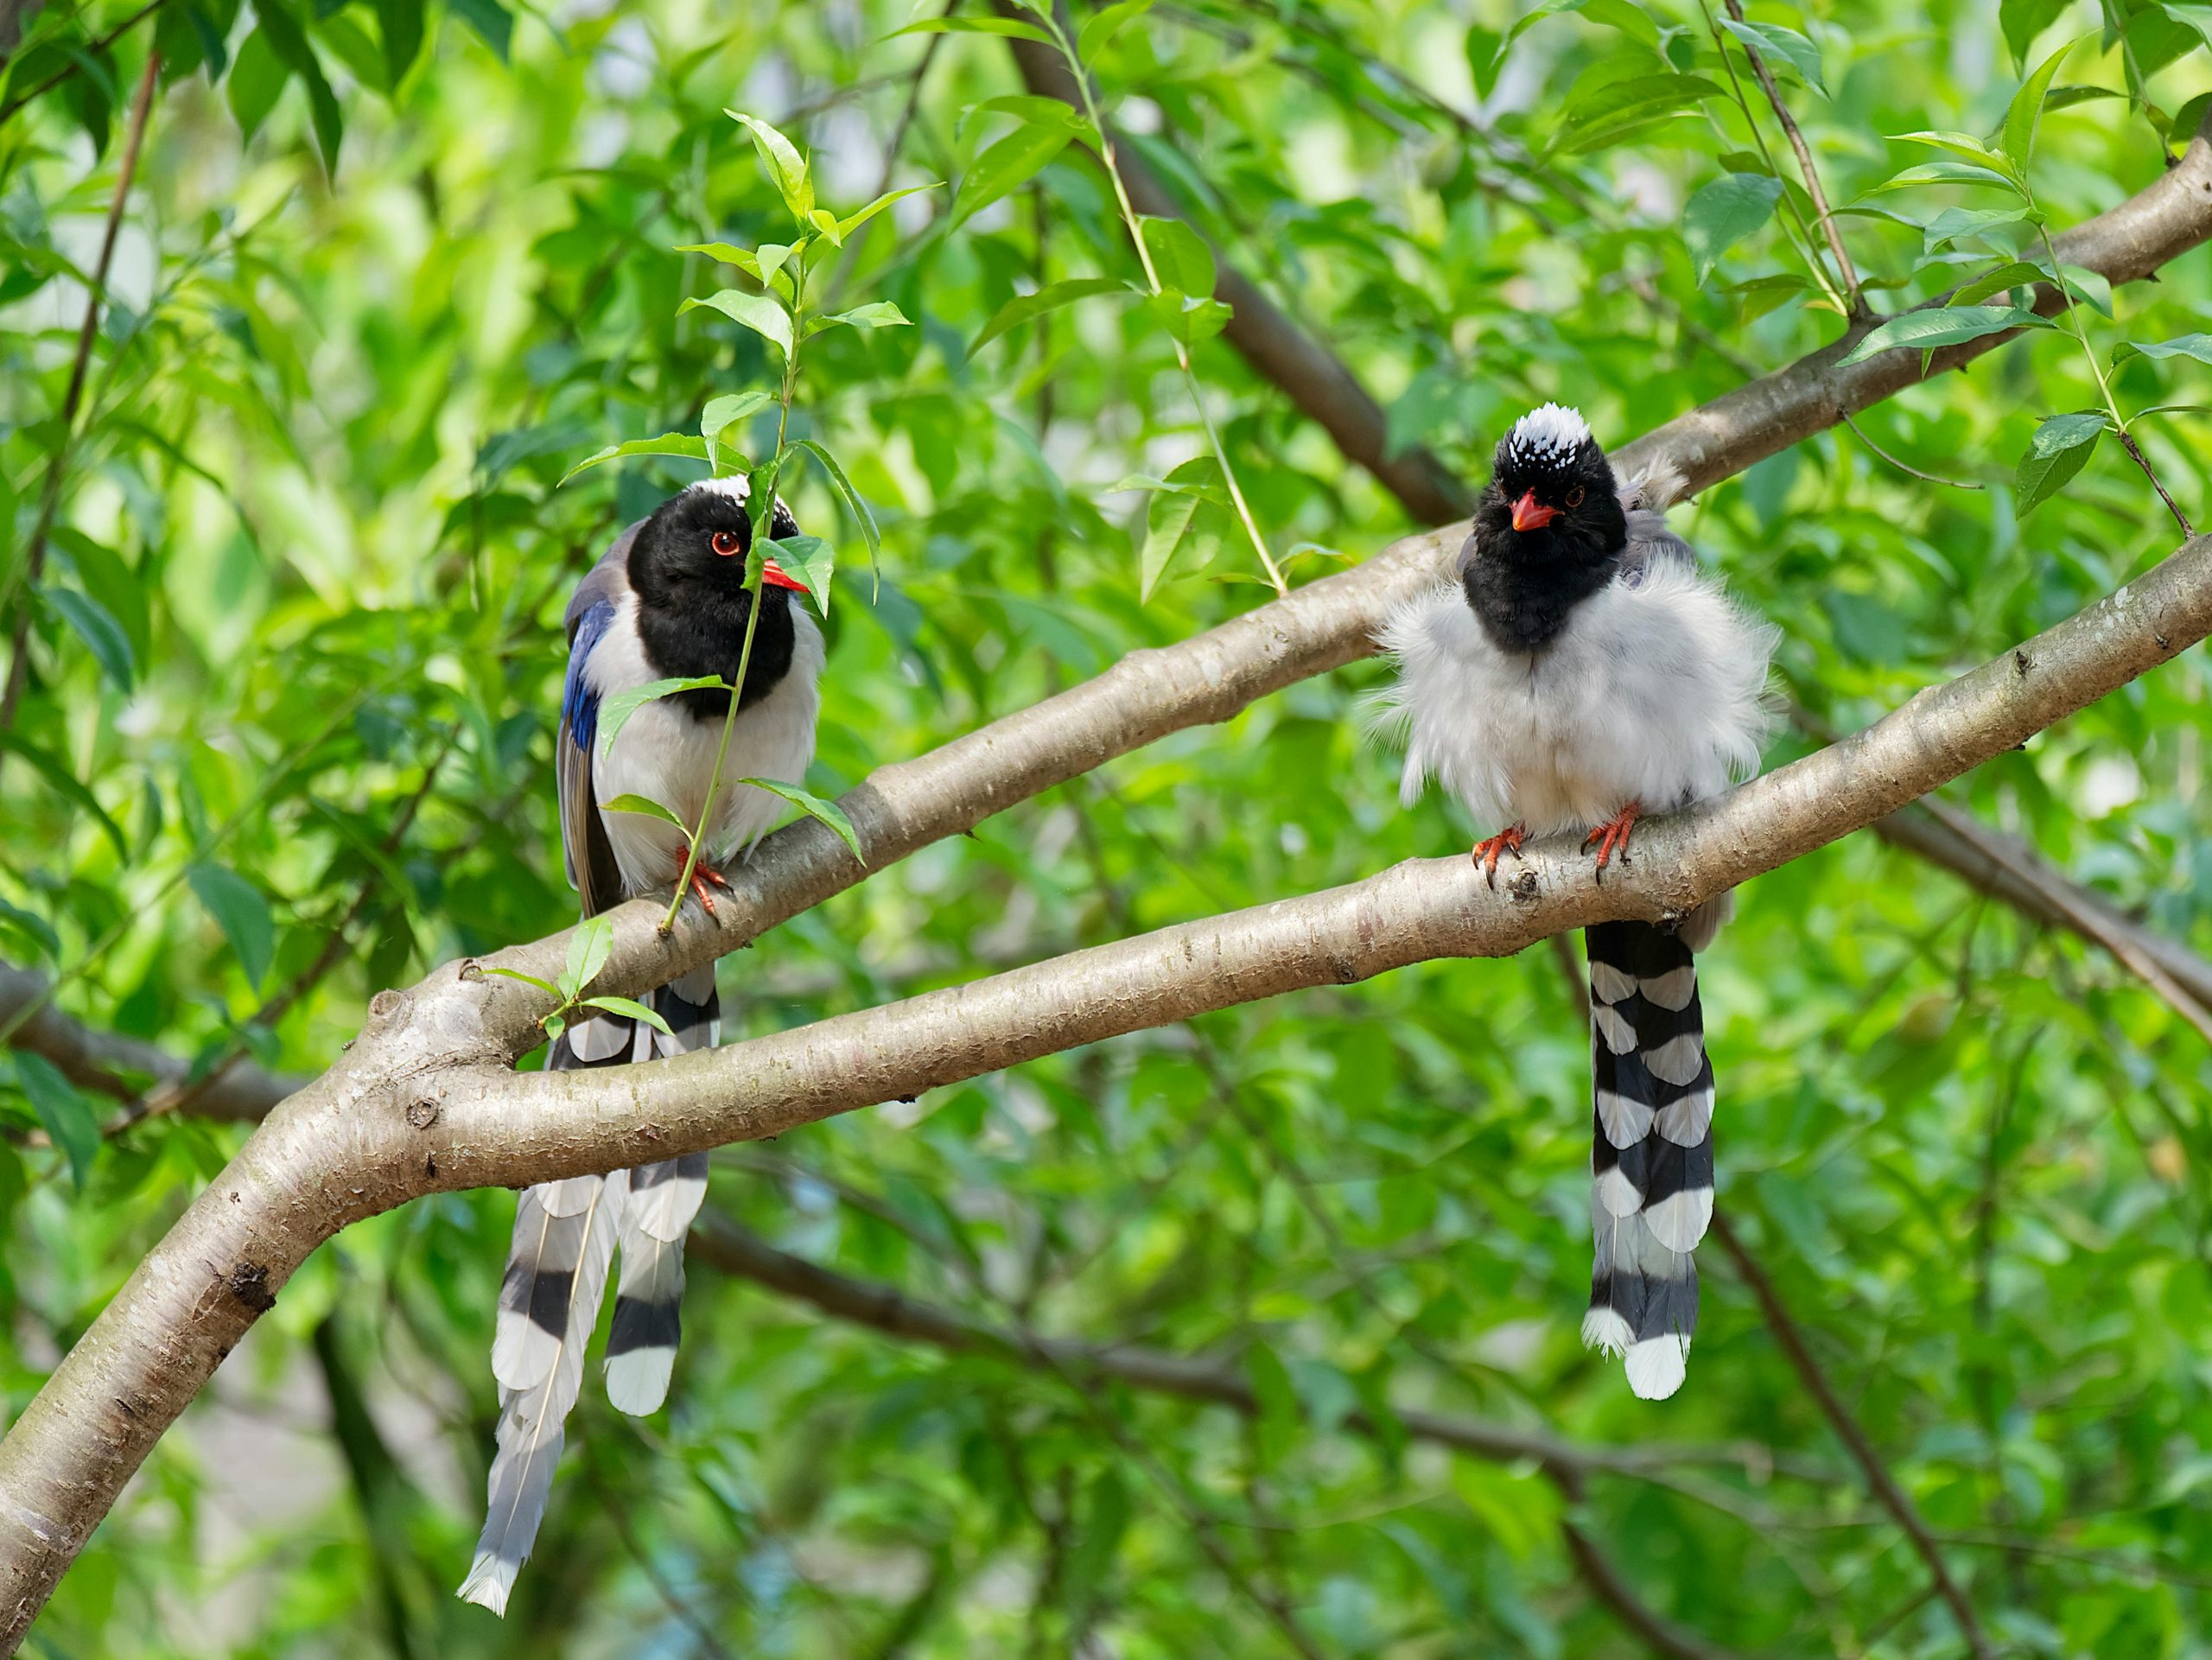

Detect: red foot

[1471,824,1528,887]
[687,863,731,915]
[1583,803,1643,877]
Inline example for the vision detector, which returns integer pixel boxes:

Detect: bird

[459,474,825,1612]
[1376,404,1775,1400]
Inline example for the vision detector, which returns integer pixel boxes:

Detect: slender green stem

[662,248,804,930]
[1694,0,1848,315]
[1042,12,1286,596]
[2033,217,2194,536]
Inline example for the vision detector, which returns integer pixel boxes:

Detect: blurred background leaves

[1,0,2209,1653]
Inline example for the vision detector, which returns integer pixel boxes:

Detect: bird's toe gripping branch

[1583,802,1643,877]
[686,864,732,916]
[1471,824,1528,887]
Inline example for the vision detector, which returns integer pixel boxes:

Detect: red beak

[1510,489,1559,533]
[760,558,809,594]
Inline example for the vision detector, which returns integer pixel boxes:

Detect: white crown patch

[1504,402,1592,465]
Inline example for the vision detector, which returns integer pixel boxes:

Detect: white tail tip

[1624,1334,1691,1400]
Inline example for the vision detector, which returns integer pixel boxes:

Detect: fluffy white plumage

[1376,535,1776,836]
[584,597,825,894]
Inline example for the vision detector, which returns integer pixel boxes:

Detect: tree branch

[1711,1213,1995,1660]
[0,127,2205,1644]
[999,12,1477,525]
[690,1218,1755,1658]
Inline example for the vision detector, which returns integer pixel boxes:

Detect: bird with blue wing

[461,476,823,1612]
[1378,405,1776,1400]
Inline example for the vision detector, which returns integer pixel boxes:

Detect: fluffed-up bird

[460,476,824,1612]
[1378,404,1775,1400]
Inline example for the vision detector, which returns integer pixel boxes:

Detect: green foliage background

[3,0,2211,1653]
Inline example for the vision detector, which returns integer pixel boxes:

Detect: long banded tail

[605,967,715,1415]
[1581,919,1714,1401]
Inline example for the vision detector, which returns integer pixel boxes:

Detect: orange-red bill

[1510,489,1558,532]
[760,558,809,594]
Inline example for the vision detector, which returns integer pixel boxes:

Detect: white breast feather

[585,597,826,896]
[1376,560,1776,836]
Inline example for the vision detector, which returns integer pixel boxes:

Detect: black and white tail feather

[461,479,823,1612]
[1375,407,1774,1402]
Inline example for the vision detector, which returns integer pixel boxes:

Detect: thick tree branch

[0,964,303,1122]
[2,514,2203,1643]
[0,127,2205,1646]
[691,1218,1754,1659]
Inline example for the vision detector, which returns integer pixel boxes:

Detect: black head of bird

[1460,404,1630,653]
[626,478,809,717]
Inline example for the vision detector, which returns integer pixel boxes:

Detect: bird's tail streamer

[1580,919,1714,1401]
[461,1165,629,1613]
[604,964,715,1415]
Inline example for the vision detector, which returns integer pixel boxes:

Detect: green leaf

[251,0,344,172]
[601,792,691,830]
[1892,129,2013,169]
[1682,172,1783,280]
[952,125,1071,227]
[562,432,711,486]
[831,182,939,241]
[809,301,912,334]
[738,778,864,863]
[0,897,60,961]
[974,277,1141,353]
[2112,332,2212,367]
[791,440,880,573]
[702,391,775,463]
[1079,0,1154,59]
[598,675,729,751]
[373,0,425,86]
[887,15,1053,41]
[1552,73,1724,153]
[961,94,1092,140]
[1146,289,1233,347]
[1578,0,1662,52]
[1872,162,2025,194]
[1836,304,2051,365]
[1923,206,2031,251]
[2002,36,2077,174]
[1058,1469,1130,1619]
[1492,0,1589,67]
[2165,3,2212,50]
[480,967,564,999]
[765,533,836,615]
[1999,0,2068,69]
[1140,480,1207,601]
[1719,17,1827,96]
[448,0,512,60]
[563,914,613,1000]
[2016,412,2104,515]
[728,110,813,219]
[16,1053,99,1193]
[0,735,128,858]
[754,240,799,288]
[1948,259,2048,306]
[1139,216,1216,298]
[675,241,762,277]
[2056,263,2111,316]
[42,588,136,691]
[678,289,795,358]
[188,862,274,988]
[582,995,674,1037]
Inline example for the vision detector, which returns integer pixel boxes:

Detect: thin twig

[1840,409,1984,489]
[0,44,161,754]
[0,0,166,125]
[1719,0,1865,318]
[2113,424,2195,536]
[1711,1213,1997,1660]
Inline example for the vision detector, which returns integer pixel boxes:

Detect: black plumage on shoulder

[1459,403,1629,653]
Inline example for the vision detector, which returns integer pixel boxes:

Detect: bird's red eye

[710,530,742,557]
[1565,486,1585,508]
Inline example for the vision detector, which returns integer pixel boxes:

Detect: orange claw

[687,863,730,915]
[1582,802,1643,876]
[1471,824,1528,887]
